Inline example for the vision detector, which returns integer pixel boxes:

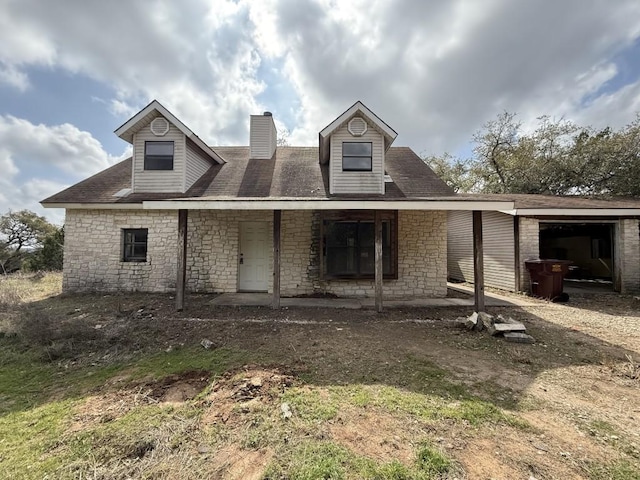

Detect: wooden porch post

[176,209,188,312]
[375,210,383,313]
[472,210,485,312]
[272,210,281,308]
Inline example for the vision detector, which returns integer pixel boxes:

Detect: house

[42,100,513,310]
[448,196,640,294]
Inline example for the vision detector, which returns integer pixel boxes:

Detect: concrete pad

[210,293,271,306]
[280,297,362,309]
[208,289,539,309]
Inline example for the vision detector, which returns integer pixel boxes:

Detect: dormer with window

[319,101,397,195]
[114,100,224,194]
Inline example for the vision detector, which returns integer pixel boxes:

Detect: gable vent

[348,117,368,137]
[150,117,170,136]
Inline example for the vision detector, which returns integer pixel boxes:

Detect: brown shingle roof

[456,193,640,210]
[42,146,454,204]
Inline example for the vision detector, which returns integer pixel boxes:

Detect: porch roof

[141,197,515,211]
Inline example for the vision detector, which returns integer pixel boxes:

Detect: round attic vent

[150,117,170,136]
[348,117,368,137]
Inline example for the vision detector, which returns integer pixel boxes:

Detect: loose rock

[504,332,536,344]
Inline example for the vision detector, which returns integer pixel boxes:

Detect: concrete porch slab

[209,288,539,309]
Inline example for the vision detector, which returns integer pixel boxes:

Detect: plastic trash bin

[525,259,572,301]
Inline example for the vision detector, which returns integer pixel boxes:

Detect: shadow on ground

[1,290,637,416]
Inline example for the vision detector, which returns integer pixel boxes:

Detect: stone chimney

[249,111,277,159]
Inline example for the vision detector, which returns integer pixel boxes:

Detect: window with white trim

[144,141,174,170]
[342,142,372,171]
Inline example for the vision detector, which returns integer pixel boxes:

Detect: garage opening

[539,223,615,293]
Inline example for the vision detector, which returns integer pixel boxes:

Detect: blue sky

[1,0,640,224]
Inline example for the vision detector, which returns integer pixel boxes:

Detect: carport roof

[456,193,640,216]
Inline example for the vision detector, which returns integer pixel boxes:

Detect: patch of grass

[587,460,640,480]
[265,441,349,480]
[365,460,414,479]
[239,411,280,450]
[0,399,74,478]
[282,388,339,422]
[355,384,526,429]
[439,399,505,426]
[0,272,61,307]
[0,338,125,414]
[130,346,256,380]
[590,419,617,436]
[416,443,452,476]
[58,403,204,478]
[265,439,455,480]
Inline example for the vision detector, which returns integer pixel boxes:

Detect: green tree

[0,210,58,273]
[23,227,64,272]
[426,112,640,197]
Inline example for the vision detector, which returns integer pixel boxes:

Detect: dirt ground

[2,276,640,479]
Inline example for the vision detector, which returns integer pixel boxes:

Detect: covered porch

[143,198,515,312]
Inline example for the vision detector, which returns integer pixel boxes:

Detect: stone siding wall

[518,217,540,292]
[64,209,448,298]
[63,209,178,292]
[619,219,640,294]
[186,210,273,293]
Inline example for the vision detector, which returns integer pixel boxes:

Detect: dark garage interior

[539,223,615,291]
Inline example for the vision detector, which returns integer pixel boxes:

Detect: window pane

[326,247,357,275]
[358,222,374,247]
[323,217,396,278]
[145,142,174,155]
[343,143,371,156]
[123,228,148,262]
[134,230,148,243]
[343,156,372,171]
[325,222,357,247]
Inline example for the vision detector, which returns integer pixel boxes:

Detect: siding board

[329,120,384,194]
[448,211,516,291]
[185,138,212,190]
[133,114,186,193]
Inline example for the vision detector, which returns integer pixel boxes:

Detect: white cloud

[0,62,30,91]
[0,115,125,176]
[0,0,638,170]
[0,115,128,223]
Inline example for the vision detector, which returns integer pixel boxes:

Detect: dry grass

[0,271,61,307]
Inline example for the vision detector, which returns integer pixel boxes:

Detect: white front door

[238,222,270,292]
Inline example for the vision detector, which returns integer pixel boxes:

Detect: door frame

[237,221,270,292]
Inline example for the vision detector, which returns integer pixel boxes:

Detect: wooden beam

[375,209,383,312]
[472,210,485,312]
[513,215,521,292]
[272,210,281,308]
[176,209,188,311]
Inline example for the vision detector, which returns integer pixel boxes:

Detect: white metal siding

[185,139,211,190]
[447,211,516,291]
[132,114,186,193]
[330,120,384,194]
[249,115,277,159]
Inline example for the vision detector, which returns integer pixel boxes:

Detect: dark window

[342,142,372,171]
[144,141,174,170]
[122,228,148,262]
[322,212,397,279]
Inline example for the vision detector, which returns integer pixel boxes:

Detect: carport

[539,222,615,292]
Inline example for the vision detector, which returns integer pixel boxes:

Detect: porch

[142,198,515,312]
[208,284,538,309]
